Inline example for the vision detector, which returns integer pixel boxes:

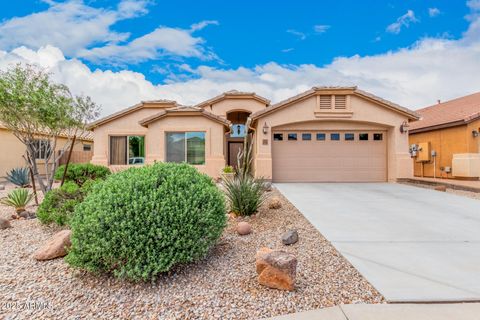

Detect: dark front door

[228,142,244,167]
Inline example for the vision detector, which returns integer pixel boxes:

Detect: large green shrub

[37,181,97,226]
[223,175,268,216]
[66,163,226,281]
[54,163,110,186]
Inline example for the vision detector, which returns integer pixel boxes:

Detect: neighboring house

[0,123,94,178]
[409,92,480,179]
[88,87,419,182]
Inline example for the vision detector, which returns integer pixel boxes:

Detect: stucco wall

[409,119,480,178]
[207,98,267,117]
[253,94,413,181]
[0,128,91,178]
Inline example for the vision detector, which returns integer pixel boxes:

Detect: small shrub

[37,181,97,226]
[222,165,235,173]
[0,188,34,212]
[54,163,110,186]
[6,167,30,188]
[223,175,267,216]
[66,163,226,281]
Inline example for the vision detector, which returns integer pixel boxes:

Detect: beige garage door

[272,130,387,182]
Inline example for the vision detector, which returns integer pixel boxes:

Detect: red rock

[434,185,447,192]
[256,248,297,291]
[0,218,12,230]
[237,222,252,235]
[268,197,282,209]
[34,230,72,261]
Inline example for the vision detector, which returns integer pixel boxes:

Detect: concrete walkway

[275,183,480,302]
[267,303,480,320]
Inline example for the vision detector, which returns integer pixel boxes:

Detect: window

[230,124,246,138]
[359,133,369,141]
[288,133,297,141]
[166,132,205,165]
[273,133,283,141]
[110,136,145,165]
[83,144,92,151]
[373,133,383,141]
[316,133,326,141]
[302,133,311,141]
[330,133,340,141]
[33,139,52,159]
[345,133,355,141]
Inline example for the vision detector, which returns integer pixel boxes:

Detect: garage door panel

[272,130,387,182]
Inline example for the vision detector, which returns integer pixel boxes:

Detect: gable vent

[334,95,347,109]
[319,95,332,109]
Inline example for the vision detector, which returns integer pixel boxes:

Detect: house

[88,87,419,182]
[0,123,94,179]
[409,92,480,180]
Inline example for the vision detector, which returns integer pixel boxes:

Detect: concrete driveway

[275,183,480,302]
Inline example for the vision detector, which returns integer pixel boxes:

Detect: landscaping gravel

[0,184,383,320]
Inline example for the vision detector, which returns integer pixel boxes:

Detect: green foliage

[37,181,97,226]
[223,175,267,216]
[0,188,34,212]
[6,167,30,187]
[54,163,111,186]
[66,163,226,281]
[222,165,235,173]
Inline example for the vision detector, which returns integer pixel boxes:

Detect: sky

[0,0,479,116]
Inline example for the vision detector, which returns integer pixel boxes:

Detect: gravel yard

[0,183,383,320]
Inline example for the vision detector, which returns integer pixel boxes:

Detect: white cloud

[190,20,219,32]
[313,25,331,33]
[286,29,306,40]
[386,10,419,34]
[428,7,441,17]
[281,48,294,53]
[0,0,149,56]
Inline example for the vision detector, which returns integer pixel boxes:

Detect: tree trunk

[61,135,76,186]
[29,167,39,205]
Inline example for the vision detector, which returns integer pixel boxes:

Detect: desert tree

[0,64,100,194]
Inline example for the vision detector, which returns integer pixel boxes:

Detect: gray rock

[0,218,12,230]
[18,211,30,219]
[0,184,5,190]
[282,230,299,245]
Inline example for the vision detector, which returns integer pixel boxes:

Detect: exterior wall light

[400,120,409,134]
[473,130,479,138]
[263,122,269,134]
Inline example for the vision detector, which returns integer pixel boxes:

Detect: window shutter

[319,95,332,109]
[334,95,347,109]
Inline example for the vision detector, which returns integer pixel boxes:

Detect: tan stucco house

[88,87,419,182]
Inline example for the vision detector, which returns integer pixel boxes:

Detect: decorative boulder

[18,211,34,219]
[268,197,282,210]
[434,185,447,192]
[282,230,299,245]
[0,184,5,190]
[237,221,252,235]
[256,247,297,291]
[0,218,12,230]
[34,230,72,261]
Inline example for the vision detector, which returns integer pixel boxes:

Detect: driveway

[275,183,480,302]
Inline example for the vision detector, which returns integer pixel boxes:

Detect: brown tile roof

[139,106,231,127]
[0,122,94,141]
[409,91,480,133]
[251,86,420,120]
[193,90,270,109]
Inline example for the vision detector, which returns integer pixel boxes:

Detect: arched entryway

[226,110,251,167]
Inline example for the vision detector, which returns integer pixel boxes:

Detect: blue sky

[0,0,479,115]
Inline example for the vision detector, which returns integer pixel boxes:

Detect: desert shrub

[224,175,268,216]
[66,163,226,281]
[6,167,30,187]
[54,163,110,186]
[0,188,34,212]
[222,165,235,173]
[37,181,98,226]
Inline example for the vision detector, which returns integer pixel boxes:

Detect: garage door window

[331,133,340,141]
[345,133,355,141]
[273,133,283,141]
[316,133,326,141]
[302,133,311,141]
[374,133,383,141]
[359,133,369,140]
[288,133,297,141]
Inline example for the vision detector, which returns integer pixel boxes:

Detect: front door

[228,142,244,167]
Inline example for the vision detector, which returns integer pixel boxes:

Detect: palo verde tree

[0,64,100,194]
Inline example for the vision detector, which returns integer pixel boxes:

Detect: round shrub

[66,163,227,281]
[54,163,111,186]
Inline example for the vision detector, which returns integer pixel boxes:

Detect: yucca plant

[223,174,268,216]
[6,167,30,188]
[0,188,34,213]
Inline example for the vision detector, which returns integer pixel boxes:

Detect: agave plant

[6,167,30,188]
[0,188,34,213]
[223,174,268,216]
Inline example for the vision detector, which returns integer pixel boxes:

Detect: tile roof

[193,90,270,109]
[409,91,480,133]
[251,86,420,120]
[0,122,94,141]
[139,106,231,127]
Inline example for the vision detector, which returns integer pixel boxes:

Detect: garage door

[272,130,387,182]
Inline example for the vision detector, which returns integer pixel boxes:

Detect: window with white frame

[166,132,206,165]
